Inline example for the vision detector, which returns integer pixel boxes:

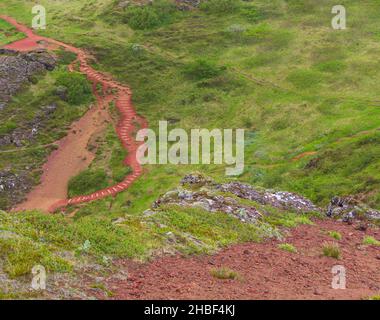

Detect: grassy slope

[2,0,377,209]
[0,19,24,45]
[0,0,379,284]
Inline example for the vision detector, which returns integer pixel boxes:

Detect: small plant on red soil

[210,267,241,280]
[322,242,341,259]
[278,243,297,253]
[328,231,342,240]
[362,236,380,246]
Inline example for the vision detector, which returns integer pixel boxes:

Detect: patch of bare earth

[89,219,379,300]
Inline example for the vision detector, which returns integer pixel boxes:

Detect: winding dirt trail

[1,16,147,212]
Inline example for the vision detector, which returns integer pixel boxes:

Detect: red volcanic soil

[1,15,147,212]
[88,219,380,300]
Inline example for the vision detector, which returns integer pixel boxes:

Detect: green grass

[0,200,293,278]
[278,243,297,253]
[263,212,315,228]
[322,242,341,259]
[68,169,109,197]
[328,231,342,240]
[0,19,24,45]
[0,210,162,277]
[210,267,241,280]
[149,205,281,254]
[362,236,380,246]
[0,237,71,278]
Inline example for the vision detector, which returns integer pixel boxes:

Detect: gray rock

[0,230,20,239]
[326,196,380,222]
[218,182,320,213]
[0,49,56,109]
[0,103,57,147]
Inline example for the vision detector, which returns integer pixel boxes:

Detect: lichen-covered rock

[326,196,380,222]
[181,173,214,188]
[181,173,320,213]
[153,187,262,223]
[149,173,322,223]
[218,182,320,213]
[0,49,56,109]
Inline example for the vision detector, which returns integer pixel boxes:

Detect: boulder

[326,196,380,222]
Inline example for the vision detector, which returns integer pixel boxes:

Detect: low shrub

[68,169,109,197]
[328,231,342,240]
[122,0,177,30]
[210,267,241,280]
[183,59,225,80]
[322,242,340,259]
[55,72,92,105]
[278,243,297,253]
[362,236,380,246]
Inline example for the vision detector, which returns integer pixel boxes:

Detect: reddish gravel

[94,219,380,300]
[1,16,147,212]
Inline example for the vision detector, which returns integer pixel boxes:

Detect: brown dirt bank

[89,219,380,300]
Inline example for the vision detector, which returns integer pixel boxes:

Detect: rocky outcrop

[0,49,56,109]
[0,170,31,208]
[181,173,320,213]
[147,173,380,226]
[152,187,262,223]
[148,173,320,223]
[327,196,380,222]
[0,104,57,147]
[217,182,320,213]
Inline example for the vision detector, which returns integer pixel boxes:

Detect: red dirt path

[89,219,380,300]
[1,16,147,212]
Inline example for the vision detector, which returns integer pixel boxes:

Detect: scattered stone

[0,169,32,209]
[0,103,57,147]
[175,0,201,10]
[112,217,127,224]
[326,196,380,222]
[143,209,156,217]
